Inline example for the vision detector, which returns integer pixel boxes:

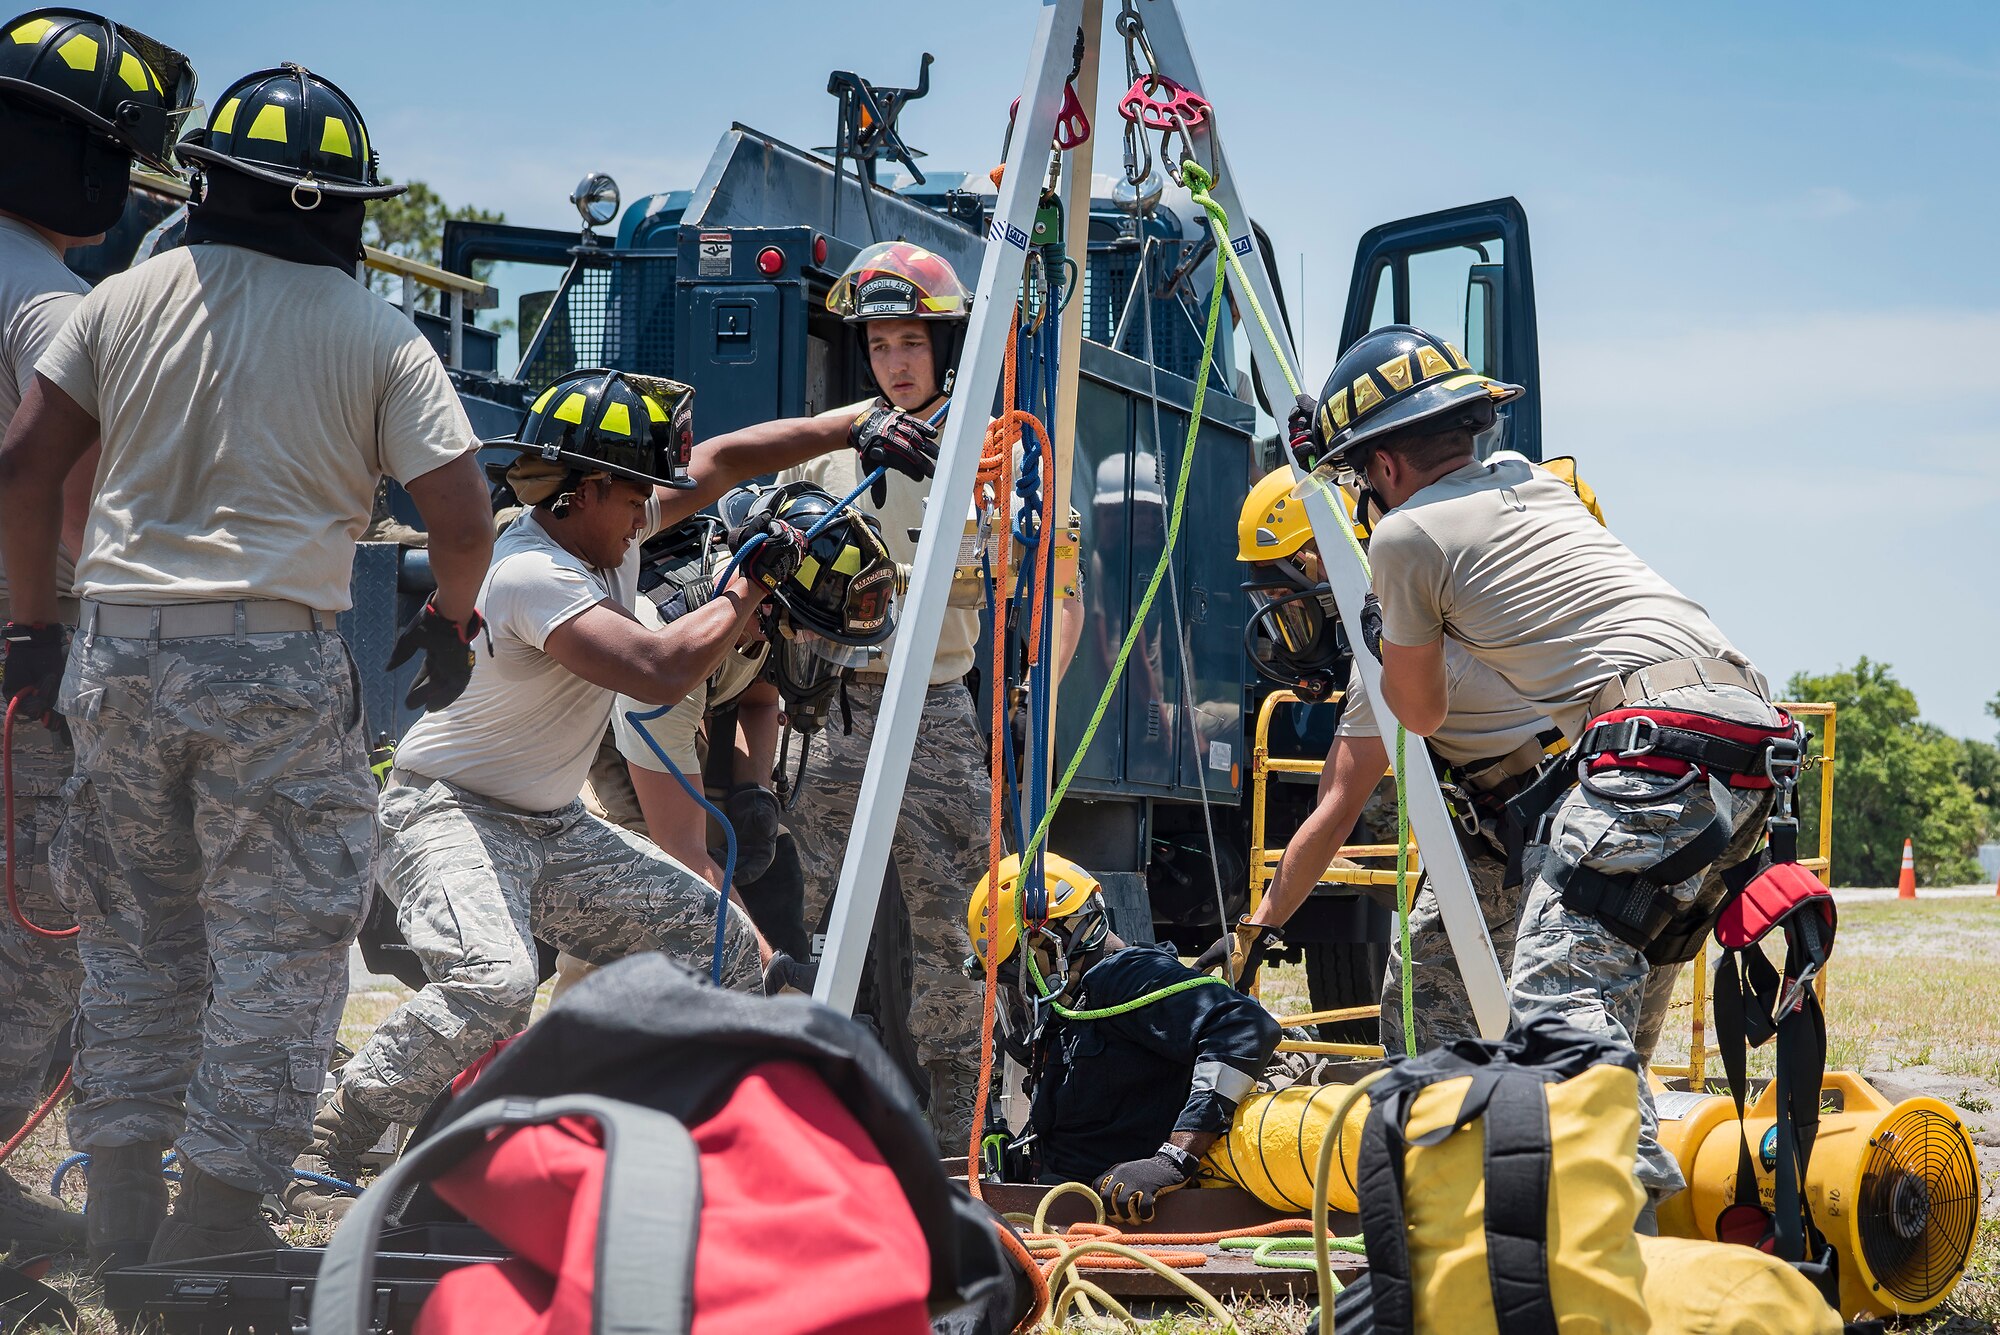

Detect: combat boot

[148,1162,283,1263]
[83,1140,169,1272]
[0,1167,85,1257]
[281,1087,387,1221]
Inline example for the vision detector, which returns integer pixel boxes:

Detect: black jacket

[1028,943,1281,1183]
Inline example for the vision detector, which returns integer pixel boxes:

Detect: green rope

[1395,731,1415,1056]
[1173,161,1417,1053]
[1011,158,1236,1020]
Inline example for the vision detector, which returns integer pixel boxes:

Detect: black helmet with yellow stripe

[0,8,197,234]
[177,64,400,203]
[728,481,898,647]
[1313,324,1522,475]
[0,8,196,170]
[496,368,697,492]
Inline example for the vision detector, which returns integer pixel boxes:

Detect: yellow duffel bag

[1338,1012,1650,1334]
[1636,1236,1841,1334]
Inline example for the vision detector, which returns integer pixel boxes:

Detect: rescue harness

[1499,667,1840,1299]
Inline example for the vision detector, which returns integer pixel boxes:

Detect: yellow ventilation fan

[1656,1072,1980,1320]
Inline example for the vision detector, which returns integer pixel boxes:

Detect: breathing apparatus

[963,853,1110,1043]
[1237,468,1346,702]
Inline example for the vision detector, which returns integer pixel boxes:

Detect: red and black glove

[386,600,484,712]
[2,622,67,733]
[728,515,805,592]
[850,404,939,503]
[1288,393,1319,467]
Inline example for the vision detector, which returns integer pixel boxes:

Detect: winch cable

[1135,219,1234,984]
[4,697,78,939]
[1172,157,1417,1055]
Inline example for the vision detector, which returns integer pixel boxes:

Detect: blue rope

[623,706,736,985]
[981,550,1028,855]
[291,1168,361,1195]
[48,1153,88,1196]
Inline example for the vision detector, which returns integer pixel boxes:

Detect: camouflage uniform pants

[1378,842,1521,1056]
[0,720,80,1125]
[789,678,986,1153]
[336,775,761,1125]
[52,629,376,1194]
[1509,683,1779,1202]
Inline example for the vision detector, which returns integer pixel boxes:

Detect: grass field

[7,899,1997,1332]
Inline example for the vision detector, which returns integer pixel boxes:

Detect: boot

[148,1162,283,1263]
[83,1141,169,1272]
[0,1166,85,1257]
[281,1086,386,1221]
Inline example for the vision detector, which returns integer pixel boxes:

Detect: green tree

[1958,736,2000,839]
[1786,658,1984,885]
[362,178,504,313]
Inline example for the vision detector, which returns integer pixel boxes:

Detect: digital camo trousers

[788,678,987,1154]
[336,777,761,1126]
[1378,846,1521,1057]
[1509,682,1779,1202]
[0,719,79,1124]
[53,629,377,1194]
[1378,841,1680,1064]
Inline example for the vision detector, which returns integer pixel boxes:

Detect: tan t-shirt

[37,244,475,611]
[776,445,979,687]
[0,217,88,601]
[1369,457,1741,739]
[1337,642,1551,768]
[394,500,664,812]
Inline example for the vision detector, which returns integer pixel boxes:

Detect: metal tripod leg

[1135,2,1509,1037]
[813,0,1089,1016]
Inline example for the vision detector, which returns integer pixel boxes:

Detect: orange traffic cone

[1896,838,1916,899]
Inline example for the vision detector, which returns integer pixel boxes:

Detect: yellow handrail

[1247,689,1419,918]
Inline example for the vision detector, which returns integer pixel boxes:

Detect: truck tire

[1303,941,1388,1046]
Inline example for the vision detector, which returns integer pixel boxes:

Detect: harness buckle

[1600,715,1664,755]
[1774,961,1821,1023]
[1764,736,1803,786]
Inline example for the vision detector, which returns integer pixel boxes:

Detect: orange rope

[967,314,1024,1191]
[992,1217,1052,1332]
[966,300,1064,1192]
[0,1067,70,1165]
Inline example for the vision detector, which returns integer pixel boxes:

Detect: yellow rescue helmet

[1538,455,1606,525]
[967,852,1102,968]
[1236,470,1313,564]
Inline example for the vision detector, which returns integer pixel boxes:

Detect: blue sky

[152,1,2000,736]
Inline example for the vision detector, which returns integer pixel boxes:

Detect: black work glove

[2,622,67,733]
[762,951,818,996]
[1287,393,1319,467]
[850,404,939,504]
[386,600,484,712]
[724,782,781,884]
[1358,592,1385,662]
[1193,916,1285,992]
[726,514,806,592]
[1095,1145,1198,1224]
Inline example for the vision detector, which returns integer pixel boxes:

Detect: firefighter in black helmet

[1308,322,1789,1222]
[293,364,949,1220]
[0,56,504,1268]
[0,6,194,1261]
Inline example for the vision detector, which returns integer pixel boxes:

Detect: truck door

[1338,197,1541,460]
